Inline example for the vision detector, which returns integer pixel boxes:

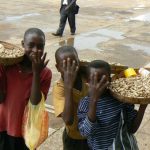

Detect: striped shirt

[77,93,137,150]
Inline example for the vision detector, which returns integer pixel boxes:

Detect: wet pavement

[0,0,150,149]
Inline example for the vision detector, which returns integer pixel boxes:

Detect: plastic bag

[22,93,49,150]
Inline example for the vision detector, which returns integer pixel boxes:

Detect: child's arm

[77,74,109,137]
[128,104,147,134]
[30,50,49,105]
[78,97,97,137]
[62,58,78,125]
[0,65,7,103]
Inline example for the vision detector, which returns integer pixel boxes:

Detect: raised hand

[30,50,49,73]
[89,73,109,101]
[63,58,79,89]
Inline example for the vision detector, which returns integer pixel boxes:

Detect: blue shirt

[77,93,137,150]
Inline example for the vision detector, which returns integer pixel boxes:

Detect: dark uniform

[53,0,77,36]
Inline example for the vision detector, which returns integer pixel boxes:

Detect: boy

[78,60,147,150]
[0,28,52,150]
[53,46,89,150]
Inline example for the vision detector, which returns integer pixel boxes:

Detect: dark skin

[22,33,49,105]
[56,52,81,125]
[0,33,49,105]
[88,67,147,134]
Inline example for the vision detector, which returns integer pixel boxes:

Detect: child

[78,60,147,150]
[53,46,89,150]
[0,28,52,150]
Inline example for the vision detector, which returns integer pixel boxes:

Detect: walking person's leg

[68,12,76,35]
[53,6,68,36]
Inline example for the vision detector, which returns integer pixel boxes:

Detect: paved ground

[0,0,150,149]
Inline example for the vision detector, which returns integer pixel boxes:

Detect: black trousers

[57,5,76,35]
[0,131,29,150]
[63,129,90,150]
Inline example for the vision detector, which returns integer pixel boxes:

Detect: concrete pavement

[0,0,150,149]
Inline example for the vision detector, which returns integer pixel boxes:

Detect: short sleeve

[40,68,52,99]
[52,80,65,117]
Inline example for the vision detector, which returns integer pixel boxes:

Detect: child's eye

[29,46,33,48]
[28,43,34,48]
[37,44,44,49]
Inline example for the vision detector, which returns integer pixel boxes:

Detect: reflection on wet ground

[125,43,150,55]
[55,29,125,51]
[133,4,145,10]
[3,13,41,22]
[55,28,150,57]
[130,13,150,22]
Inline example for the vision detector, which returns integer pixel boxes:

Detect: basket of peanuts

[109,67,150,104]
[0,41,24,65]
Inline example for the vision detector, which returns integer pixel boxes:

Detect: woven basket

[110,72,150,104]
[0,41,24,66]
[110,90,150,104]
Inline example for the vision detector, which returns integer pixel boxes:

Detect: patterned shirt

[77,93,137,150]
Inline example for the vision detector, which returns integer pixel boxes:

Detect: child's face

[22,34,45,60]
[56,52,79,77]
[89,67,110,83]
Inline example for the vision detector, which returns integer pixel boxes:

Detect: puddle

[130,13,150,22]
[73,35,109,51]
[55,29,125,51]
[133,4,145,10]
[4,13,40,22]
[94,29,125,39]
[57,35,109,51]
[133,7,144,10]
[104,16,115,20]
[125,43,150,55]
[42,28,54,33]
[144,63,150,68]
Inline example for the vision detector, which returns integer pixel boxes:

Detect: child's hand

[89,73,109,102]
[63,58,79,89]
[30,50,49,73]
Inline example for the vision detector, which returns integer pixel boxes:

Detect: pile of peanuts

[110,75,150,98]
[0,44,24,58]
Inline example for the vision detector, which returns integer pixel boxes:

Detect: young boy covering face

[78,60,147,150]
[0,28,52,150]
[53,46,89,150]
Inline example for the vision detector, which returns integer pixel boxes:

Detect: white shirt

[63,0,68,5]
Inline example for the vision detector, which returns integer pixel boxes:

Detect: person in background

[78,60,147,150]
[52,0,78,37]
[0,28,52,150]
[53,46,89,150]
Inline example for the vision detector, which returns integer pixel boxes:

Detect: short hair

[88,60,111,75]
[24,28,45,41]
[55,46,78,63]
